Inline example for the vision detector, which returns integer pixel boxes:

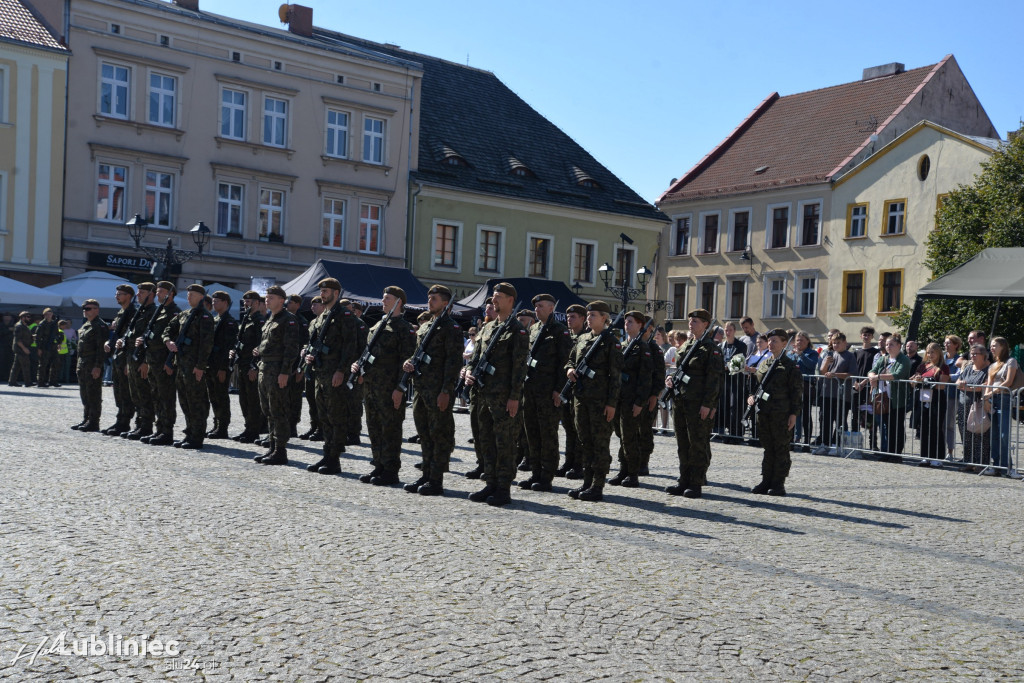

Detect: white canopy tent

[0,275,64,310]
[42,271,190,312]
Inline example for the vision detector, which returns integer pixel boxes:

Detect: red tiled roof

[659,58,948,203]
[0,0,66,52]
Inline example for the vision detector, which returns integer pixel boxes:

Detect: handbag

[966,400,991,434]
[871,391,891,415]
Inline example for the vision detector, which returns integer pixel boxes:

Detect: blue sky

[205,0,1023,203]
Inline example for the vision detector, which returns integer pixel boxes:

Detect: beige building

[828,121,999,333]
[48,0,421,289]
[657,56,998,337]
[0,0,68,287]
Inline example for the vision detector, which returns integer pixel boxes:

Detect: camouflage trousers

[573,398,615,482]
[148,360,177,435]
[304,372,319,430]
[37,349,60,385]
[206,369,231,431]
[258,362,291,445]
[347,382,364,440]
[412,391,455,477]
[469,399,484,467]
[289,371,303,428]
[314,374,350,458]
[474,396,519,488]
[615,403,644,476]
[111,359,134,424]
[640,405,656,467]
[8,352,31,385]
[561,398,580,470]
[523,390,561,480]
[236,366,264,434]
[756,412,793,487]
[364,384,406,475]
[77,366,102,422]
[672,399,714,488]
[126,358,154,429]
[176,364,210,442]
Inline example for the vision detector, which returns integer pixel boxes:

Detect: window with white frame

[258,188,285,241]
[363,116,385,164]
[359,203,383,254]
[795,273,817,318]
[699,212,720,254]
[216,182,243,236]
[846,203,867,238]
[671,281,687,317]
[527,234,552,279]
[883,199,906,235]
[220,88,246,140]
[148,73,176,127]
[96,163,127,221]
[614,245,637,288]
[432,221,461,270]
[728,209,750,252]
[572,239,597,285]
[698,280,716,315]
[144,171,173,228]
[476,226,503,275]
[100,63,130,119]
[672,215,691,256]
[798,201,822,246]
[321,197,346,249]
[325,109,348,158]
[764,276,787,319]
[262,96,288,147]
[726,279,746,319]
[767,204,789,249]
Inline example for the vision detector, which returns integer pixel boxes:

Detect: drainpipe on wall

[407,182,423,271]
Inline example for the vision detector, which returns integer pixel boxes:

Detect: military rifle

[347,299,401,389]
[557,312,624,404]
[657,320,720,409]
[300,300,342,374]
[454,301,523,401]
[742,331,795,423]
[165,305,205,371]
[131,291,171,363]
[396,300,454,395]
[228,306,250,373]
[525,300,559,381]
[109,302,138,363]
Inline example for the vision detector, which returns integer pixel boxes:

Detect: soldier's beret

[586,300,611,314]
[427,284,452,300]
[625,310,646,324]
[42,307,53,315]
[157,280,176,293]
[137,282,157,293]
[383,286,407,307]
[310,295,323,305]
[19,311,30,318]
[766,327,790,340]
[517,309,537,320]
[212,290,231,303]
[115,284,135,295]
[566,304,586,316]
[492,282,517,298]
[242,290,261,301]
[265,285,287,299]
[484,297,493,306]
[350,300,366,311]
[532,293,555,305]
[287,294,303,305]
[81,299,100,308]
[186,284,206,295]
[339,298,352,307]
[317,278,342,291]
[687,308,711,323]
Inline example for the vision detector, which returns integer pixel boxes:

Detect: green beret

[427,284,452,300]
[212,290,231,303]
[137,282,157,293]
[492,282,517,299]
[310,296,323,305]
[687,308,711,323]
[532,293,556,305]
[242,290,261,301]
[115,284,136,295]
[517,309,537,319]
[587,300,611,314]
[156,280,176,293]
[317,278,342,291]
[766,327,790,340]
[566,304,586,316]
[186,284,206,295]
[383,286,407,307]
[265,285,287,299]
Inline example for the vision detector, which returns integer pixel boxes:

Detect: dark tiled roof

[0,0,66,52]
[660,60,946,202]
[315,31,666,223]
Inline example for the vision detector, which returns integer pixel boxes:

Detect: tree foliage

[895,130,1024,346]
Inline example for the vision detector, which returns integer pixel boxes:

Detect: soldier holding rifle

[141,281,181,447]
[746,328,802,496]
[121,283,157,440]
[163,284,215,450]
[205,291,238,440]
[230,291,266,443]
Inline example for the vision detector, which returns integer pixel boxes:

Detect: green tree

[896,129,1024,346]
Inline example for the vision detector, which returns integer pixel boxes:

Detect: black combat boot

[564,468,583,480]
[260,446,288,466]
[578,485,604,502]
[306,447,329,472]
[607,470,627,486]
[255,438,276,463]
[464,466,483,479]
[124,425,152,440]
[404,475,429,493]
[317,454,341,475]
[682,487,702,499]
[298,426,317,440]
[568,474,593,500]
[70,419,88,430]
[530,477,553,492]
[179,440,204,450]
[620,475,640,488]
[767,485,787,497]
[233,430,257,443]
[750,481,770,495]
[518,474,539,490]
[147,432,172,445]
[370,471,400,486]
[308,429,323,442]
[468,483,495,503]
[206,426,229,439]
[486,486,512,507]
[102,422,127,436]
[418,474,444,496]
[359,468,379,484]
[665,482,687,496]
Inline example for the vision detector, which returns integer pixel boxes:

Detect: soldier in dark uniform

[205,291,238,439]
[564,301,622,502]
[610,311,654,488]
[346,299,367,446]
[8,311,34,386]
[350,287,417,485]
[140,282,180,446]
[465,283,529,507]
[639,322,663,476]
[122,283,157,439]
[253,285,302,465]
[71,300,107,431]
[303,279,359,475]
[514,309,537,472]
[286,294,306,438]
[34,307,61,387]
[163,284,215,449]
[0,312,14,382]
[520,294,571,492]
[664,309,723,499]
[464,296,496,479]
[231,291,266,443]
[747,328,802,496]
[402,284,463,496]
[557,304,587,479]
[299,296,324,441]
[103,284,137,435]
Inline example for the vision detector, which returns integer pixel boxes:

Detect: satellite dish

[278,3,290,23]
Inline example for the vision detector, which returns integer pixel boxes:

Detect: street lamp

[126,214,211,280]
[571,281,583,296]
[597,234,672,317]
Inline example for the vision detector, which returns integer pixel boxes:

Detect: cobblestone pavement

[1,385,1023,681]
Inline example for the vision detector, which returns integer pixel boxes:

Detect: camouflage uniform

[639,335,663,469]
[303,317,320,434]
[560,328,584,473]
[163,306,215,443]
[752,353,803,490]
[145,300,182,437]
[235,310,266,436]
[670,336,724,490]
[522,317,572,485]
[206,310,238,434]
[76,316,108,424]
[347,316,368,442]
[34,318,61,385]
[566,330,623,486]
[361,314,417,477]
[125,301,157,432]
[257,309,302,445]
[308,303,359,461]
[614,335,654,478]
[108,305,137,428]
[408,313,464,481]
[289,315,309,433]
[8,320,33,385]
[469,316,529,489]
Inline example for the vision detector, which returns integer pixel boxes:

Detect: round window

[918,155,931,181]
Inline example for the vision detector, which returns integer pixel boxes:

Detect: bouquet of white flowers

[728,354,746,375]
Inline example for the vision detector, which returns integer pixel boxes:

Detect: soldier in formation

[298,295,324,441]
[163,284,214,449]
[121,283,157,439]
[141,281,181,446]
[103,284,137,435]
[286,293,307,438]
[70,299,107,431]
[747,328,803,496]
[557,303,587,479]
[9,311,34,386]
[206,291,238,439]
[610,311,653,488]
[253,286,302,465]
[231,291,266,443]
[34,308,62,387]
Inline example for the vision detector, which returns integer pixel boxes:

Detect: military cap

[19,310,30,319]
[265,285,287,299]
[339,298,352,307]
[186,283,206,295]
[115,284,135,295]
[586,300,611,314]
[310,295,323,305]
[484,296,493,306]
[156,280,176,293]
[287,293,303,305]
[242,290,261,301]
[532,293,556,305]
[137,282,157,293]
[625,310,646,324]
[42,307,53,315]
[517,309,537,320]
[211,290,232,303]
[766,327,790,340]
[350,300,366,311]
[687,308,711,323]
[383,286,407,307]
[566,304,586,316]
[82,299,100,308]
[492,282,517,298]
[317,277,342,291]
[427,284,452,300]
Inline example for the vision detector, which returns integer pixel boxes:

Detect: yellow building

[0,0,68,286]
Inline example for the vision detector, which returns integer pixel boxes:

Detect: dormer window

[570,165,599,189]
[579,178,598,189]
[445,156,465,167]
[507,156,534,178]
[432,140,467,168]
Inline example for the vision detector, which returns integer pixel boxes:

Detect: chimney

[173,0,199,11]
[862,62,905,81]
[282,4,313,38]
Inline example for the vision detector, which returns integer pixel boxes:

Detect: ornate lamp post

[126,214,211,280]
[597,234,672,317]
